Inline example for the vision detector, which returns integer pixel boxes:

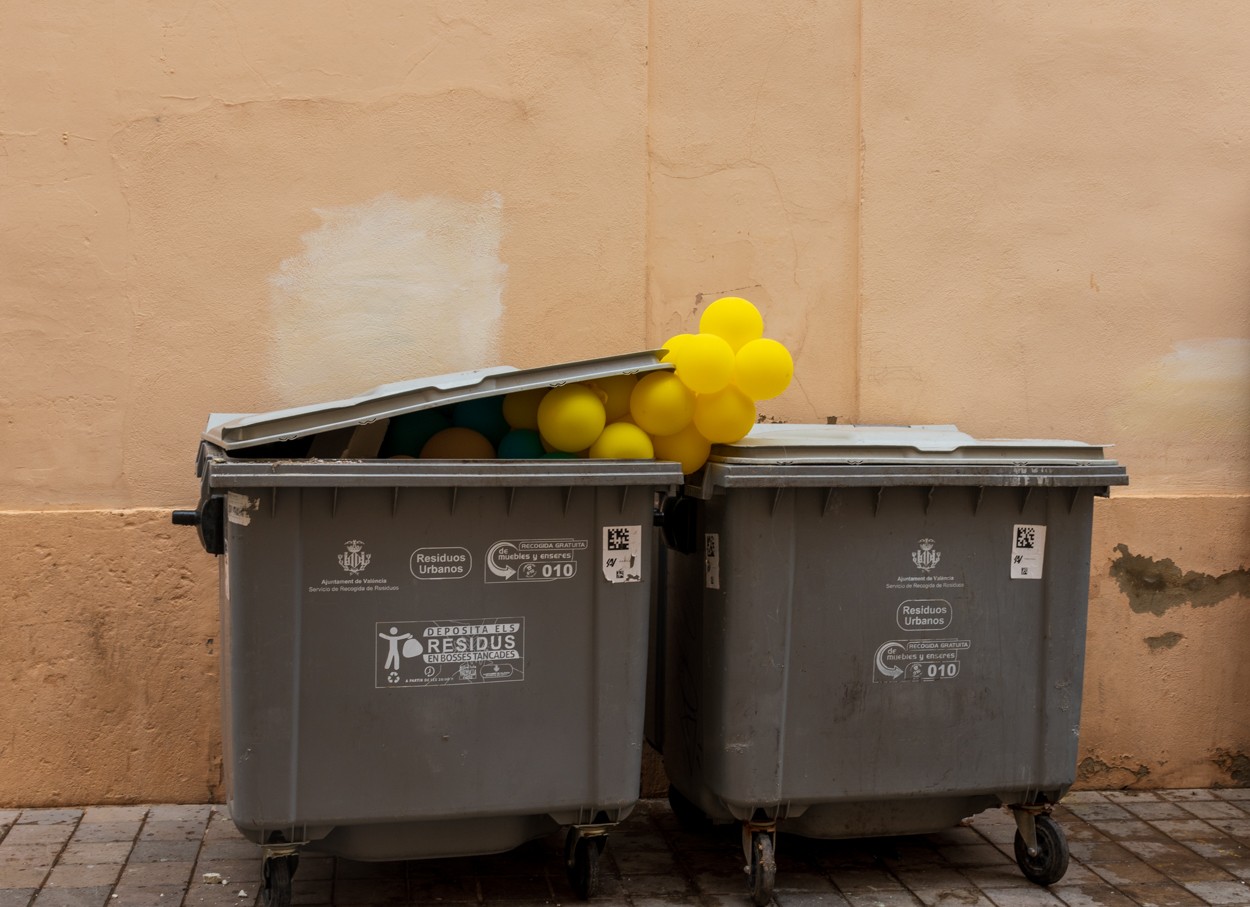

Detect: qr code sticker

[607,527,633,551]
[1015,526,1036,549]
[705,535,718,557]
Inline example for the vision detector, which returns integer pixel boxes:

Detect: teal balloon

[452,396,510,445]
[498,429,545,459]
[541,451,577,459]
[379,408,451,457]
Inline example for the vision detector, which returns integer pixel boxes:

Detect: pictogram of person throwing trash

[379,626,413,671]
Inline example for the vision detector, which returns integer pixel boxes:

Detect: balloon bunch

[378,296,793,475]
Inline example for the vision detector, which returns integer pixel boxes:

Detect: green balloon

[379,408,451,457]
[498,429,546,459]
[540,451,577,459]
[452,396,510,446]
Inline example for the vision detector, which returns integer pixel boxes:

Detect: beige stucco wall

[1,1,1247,806]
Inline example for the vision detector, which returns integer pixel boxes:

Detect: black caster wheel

[1014,814,1069,886]
[747,830,776,906]
[262,854,297,907]
[565,829,606,900]
[667,784,712,833]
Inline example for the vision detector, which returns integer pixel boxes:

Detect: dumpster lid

[689,423,1128,495]
[203,350,672,452]
[710,424,1114,462]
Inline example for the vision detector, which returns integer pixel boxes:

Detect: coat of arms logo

[911,538,941,572]
[339,539,372,575]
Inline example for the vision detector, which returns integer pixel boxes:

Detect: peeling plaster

[1109,545,1250,616]
[1213,749,1250,787]
[1144,632,1184,651]
[1077,755,1151,788]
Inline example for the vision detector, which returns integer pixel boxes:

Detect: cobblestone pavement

[4,791,1250,907]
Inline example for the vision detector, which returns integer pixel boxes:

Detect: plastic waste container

[173,351,683,907]
[649,424,1128,904]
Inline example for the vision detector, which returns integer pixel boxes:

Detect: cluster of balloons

[378,297,793,475]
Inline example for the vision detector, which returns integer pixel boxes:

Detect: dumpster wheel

[565,827,607,900]
[1013,813,1069,886]
[261,853,297,907]
[746,829,776,906]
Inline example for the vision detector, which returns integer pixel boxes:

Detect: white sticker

[603,526,642,583]
[1011,524,1047,580]
[873,638,970,683]
[485,538,587,583]
[226,492,256,526]
[704,533,720,590]
[377,619,524,688]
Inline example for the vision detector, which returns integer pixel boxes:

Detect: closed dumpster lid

[688,423,1128,496]
[203,350,673,452]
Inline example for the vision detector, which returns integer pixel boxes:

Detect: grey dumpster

[174,352,683,907]
[649,424,1128,904]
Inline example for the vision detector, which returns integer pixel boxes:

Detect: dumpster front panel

[220,479,657,851]
[663,480,1100,835]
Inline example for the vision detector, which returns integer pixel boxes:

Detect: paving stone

[844,892,924,907]
[193,860,262,885]
[1116,883,1207,907]
[1104,791,1163,804]
[0,891,36,907]
[327,877,409,904]
[144,806,213,825]
[126,839,201,864]
[1065,804,1136,823]
[1085,859,1170,886]
[0,829,71,848]
[0,864,49,889]
[623,872,696,897]
[829,869,907,893]
[30,887,112,907]
[117,859,194,887]
[909,889,996,907]
[56,843,131,867]
[1151,820,1233,843]
[66,825,139,845]
[774,894,854,907]
[979,889,1067,907]
[41,863,121,889]
[0,813,20,832]
[1066,841,1137,864]
[1214,791,1250,803]
[1161,790,1222,802]
[1155,858,1240,883]
[16,813,80,828]
[136,820,208,843]
[106,886,197,906]
[1060,793,1109,805]
[1046,884,1140,907]
[1179,801,1250,821]
[1178,880,1250,904]
[1118,840,1203,863]
[78,808,146,825]
[1122,802,1192,822]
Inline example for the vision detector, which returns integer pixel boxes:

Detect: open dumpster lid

[688,424,1128,496]
[203,350,673,452]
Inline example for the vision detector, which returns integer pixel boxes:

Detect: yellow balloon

[699,297,764,351]
[661,333,695,364]
[420,427,496,459]
[630,371,695,436]
[652,422,713,475]
[734,338,795,401]
[693,387,756,444]
[502,388,547,430]
[591,374,638,422]
[589,422,655,460]
[537,384,606,452]
[674,333,735,395]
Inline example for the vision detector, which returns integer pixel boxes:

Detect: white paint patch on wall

[1115,337,1250,492]
[268,192,506,403]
